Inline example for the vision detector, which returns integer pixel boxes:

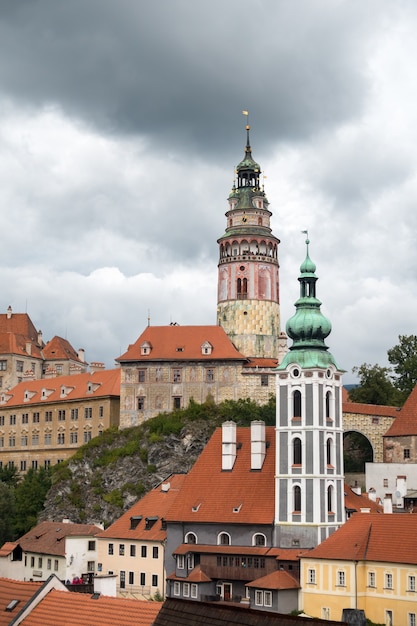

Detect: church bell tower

[217,124,281,359]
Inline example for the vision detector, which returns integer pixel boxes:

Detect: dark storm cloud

[0,0,384,157]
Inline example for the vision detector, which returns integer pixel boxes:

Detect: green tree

[349,363,404,406]
[387,334,417,397]
[13,467,52,537]
[0,482,15,545]
[0,464,20,487]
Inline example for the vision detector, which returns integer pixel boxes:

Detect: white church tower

[275,235,345,548]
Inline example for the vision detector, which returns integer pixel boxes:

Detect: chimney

[25,342,32,356]
[384,493,393,514]
[6,306,12,320]
[251,420,266,470]
[222,421,237,471]
[37,330,43,346]
[368,488,376,502]
[78,348,85,363]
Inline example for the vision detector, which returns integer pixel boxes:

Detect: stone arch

[343,429,374,473]
[342,409,397,464]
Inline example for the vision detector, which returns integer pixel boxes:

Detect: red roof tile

[117,325,248,362]
[1,369,120,408]
[42,336,84,363]
[0,312,39,339]
[20,589,162,626]
[173,544,271,556]
[305,512,417,564]
[0,332,43,359]
[167,564,212,583]
[16,521,102,557]
[97,474,186,542]
[0,577,42,626]
[246,570,299,590]
[384,384,417,436]
[344,484,383,514]
[243,358,278,369]
[166,427,276,525]
[343,401,399,418]
[0,542,18,557]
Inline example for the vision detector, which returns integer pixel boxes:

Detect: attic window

[233,504,242,513]
[201,341,213,356]
[5,600,19,612]
[91,593,101,600]
[192,503,201,512]
[145,516,158,530]
[140,342,152,356]
[292,539,300,547]
[130,516,142,530]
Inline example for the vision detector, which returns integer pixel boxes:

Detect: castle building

[117,128,285,427]
[275,237,345,548]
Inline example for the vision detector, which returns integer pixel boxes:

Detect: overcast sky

[1,1,417,383]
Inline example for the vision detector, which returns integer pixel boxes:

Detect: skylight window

[5,600,19,612]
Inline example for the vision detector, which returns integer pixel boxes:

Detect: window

[186,554,194,570]
[368,572,376,587]
[386,610,393,626]
[0,360,6,371]
[30,556,35,567]
[327,439,333,465]
[45,411,52,422]
[32,460,38,470]
[183,582,190,597]
[293,437,302,465]
[255,590,263,606]
[57,433,65,445]
[237,277,247,298]
[185,532,197,544]
[58,410,66,421]
[21,435,28,446]
[293,390,302,418]
[327,486,333,513]
[206,369,214,383]
[71,408,78,421]
[264,590,272,607]
[99,405,104,417]
[44,460,50,469]
[308,568,316,584]
[32,412,40,423]
[191,583,198,598]
[177,555,185,570]
[130,545,136,557]
[47,559,51,570]
[8,436,15,447]
[409,613,416,626]
[84,431,92,443]
[153,546,159,559]
[404,449,411,459]
[385,573,393,589]
[322,608,330,620]
[152,574,158,587]
[137,397,145,411]
[84,407,92,419]
[44,433,52,445]
[408,575,416,592]
[32,434,39,445]
[261,374,269,386]
[88,540,96,551]
[326,391,331,418]
[141,545,147,558]
[173,369,182,383]
[128,571,134,585]
[173,397,181,409]
[87,561,95,572]
[337,570,345,586]
[38,557,42,568]
[138,369,146,383]
[20,460,26,471]
[0,416,4,426]
[174,581,180,596]
[119,544,125,556]
[140,572,146,586]
[10,414,16,425]
[0,437,3,448]
[120,571,125,589]
[253,534,266,546]
[294,485,301,512]
[108,543,114,555]
[22,413,29,424]
[16,361,24,372]
[54,560,58,571]
[218,532,231,545]
[383,478,389,488]
[70,432,78,444]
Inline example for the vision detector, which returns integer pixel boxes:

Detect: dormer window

[145,516,158,530]
[140,341,152,356]
[130,516,142,530]
[201,341,213,356]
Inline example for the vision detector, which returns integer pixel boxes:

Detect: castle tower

[217,125,281,358]
[275,236,345,548]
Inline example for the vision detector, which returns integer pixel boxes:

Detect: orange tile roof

[344,484,383,514]
[0,332,43,359]
[268,548,310,561]
[384,384,417,436]
[117,325,248,362]
[1,369,120,408]
[20,589,162,626]
[167,564,212,583]
[0,542,18,557]
[0,312,39,339]
[42,336,84,363]
[173,544,271,556]
[246,570,299,590]
[16,521,102,557]
[166,427,276,525]
[343,401,399,418]
[243,358,278,369]
[0,577,42,625]
[97,474,186,542]
[304,512,417,564]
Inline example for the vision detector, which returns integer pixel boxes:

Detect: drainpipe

[354,561,358,610]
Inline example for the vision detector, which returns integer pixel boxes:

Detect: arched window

[253,533,266,547]
[185,532,197,544]
[326,391,331,419]
[293,390,302,418]
[217,532,231,545]
[294,486,301,512]
[327,485,333,513]
[293,437,302,465]
[326,438,332,466]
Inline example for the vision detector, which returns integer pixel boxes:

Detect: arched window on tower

[294,486,301,513]
[327,485,333,513]
[293,437,302,465]
[293,390,302,419]
[326,438,333,466]
[326,391,332,419]
[237,277,248,299]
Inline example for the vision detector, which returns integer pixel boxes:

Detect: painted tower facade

[275,237,345,548]
[217,126,281,359]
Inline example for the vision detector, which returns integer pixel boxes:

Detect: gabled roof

[0,332,43,360]
[19,590,161,626]
[0,312,39,340]
[167,564,212,583]
[0,577,42,626]
[246,570,299,590]
[303,512,417,564]
[42,336,84,363]
[0,369,120,408]
[384,383,417,436]
[166,426,276,525]
[0,542,19,557]
[97,474,186,542]
[344,484,383,514]
[15,521,102,557]
[117,325,248,363]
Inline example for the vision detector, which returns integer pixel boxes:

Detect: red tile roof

[0,369,120,408]
[42,336,84,363]
[342,401,399,418]
[16,521,102,557]
[0,332,43,359]
[167,564,212,583]
[166,427,276,525]
[0,542,18,557]
[0,577,42,626]
[243,358,278,369]
[344,484,383,514]
[97,474,186,542]
[246,570,299,590]
[117,325,248,362]
[0,312,39,339]
[384,383,417,436]
[304,512,417,564]
[173,544,271,556]
[20,589,162,626]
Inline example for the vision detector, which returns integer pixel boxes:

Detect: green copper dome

[278,237,340,370]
